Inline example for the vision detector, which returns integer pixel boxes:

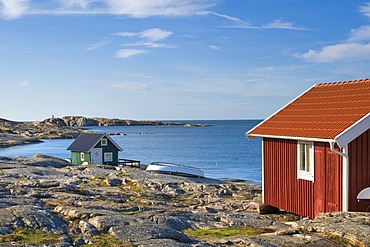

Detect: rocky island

[0,155,368,246]
[0,116,210,148]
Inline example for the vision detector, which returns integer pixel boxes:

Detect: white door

[91,148,103,164]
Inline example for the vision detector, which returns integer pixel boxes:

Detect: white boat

[146,162,204,178]
[357,187,370,200]
[357,187,370,211]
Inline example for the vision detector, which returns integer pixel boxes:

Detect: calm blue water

[0,120,262,184]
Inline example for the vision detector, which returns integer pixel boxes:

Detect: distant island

[0,116,210,148]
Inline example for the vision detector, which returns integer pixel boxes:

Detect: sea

[0,120,262,184]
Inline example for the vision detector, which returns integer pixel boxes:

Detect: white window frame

[297,141,314,182]
[101,138,108,146]
[104,152,113,162]
[80,152,85,161]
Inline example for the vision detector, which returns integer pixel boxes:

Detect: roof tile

[248,79,370,139]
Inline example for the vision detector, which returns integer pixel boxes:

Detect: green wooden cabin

[67,132,123,165]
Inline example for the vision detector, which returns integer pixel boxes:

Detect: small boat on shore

[146,162,204,178]
[357,187,370,211]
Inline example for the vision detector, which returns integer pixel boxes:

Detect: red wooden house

[246,79,370,218]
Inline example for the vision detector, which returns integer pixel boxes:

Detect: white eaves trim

[335,112,370,148]
[246,84,316,140]
[246,133,335,144]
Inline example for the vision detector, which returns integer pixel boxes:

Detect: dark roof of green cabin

[67,132,123,152]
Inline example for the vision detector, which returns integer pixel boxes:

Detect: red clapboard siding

[348,129,370,211]
[263,138,343,218]
[263,138,315,218]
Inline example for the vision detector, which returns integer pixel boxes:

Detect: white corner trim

[336,113,370,148]
[342,145,349,212]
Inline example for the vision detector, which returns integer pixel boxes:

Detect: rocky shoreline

[0,116,210,148]
[0,155,368,246]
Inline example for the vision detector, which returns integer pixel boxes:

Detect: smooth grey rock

[0,205,68,235]
[104,178,122,186]
[149,215,196,231]
[109,224,192,243]
[79,220,98,237]
[135,238,194,247]
[29,154,71,168]
[88,215,137,231]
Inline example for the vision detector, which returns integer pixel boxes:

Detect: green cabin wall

[70,137,120,165]
[71,151,90,165]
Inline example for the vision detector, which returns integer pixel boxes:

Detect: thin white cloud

[115,49,145,58]
[208,11,254,28]
[262,19,308,31]
[115,32,137,37]
[208,45,219,50]
[359,2,370,17]
[300,42,370,63]
[348,25,370,42]
[62,0,92,8]
[109,83,150,90]
[86,39,110,51]
[209,12,307,30]
[0,0,216,19]
[141,42,175,48]
[139,28,172,41]
[20,79,30,88]
[116,28,174,49]
[116,28,173,42]
[0,0,29,19]
[105,0,216,17]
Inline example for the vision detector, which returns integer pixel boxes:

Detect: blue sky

[1,0,370,121]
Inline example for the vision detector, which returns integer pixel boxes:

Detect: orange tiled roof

[248,79,370,139]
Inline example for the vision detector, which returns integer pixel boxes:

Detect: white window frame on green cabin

[101,138,108,146]
[80,152,85,161]
[297,141,314,182]
[104,152,113,162]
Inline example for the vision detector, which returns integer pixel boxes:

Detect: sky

[1,0,370,121]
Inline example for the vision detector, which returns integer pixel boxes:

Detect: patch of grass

[87,177,109,187]
[0,228,61,245]
[224,194,256,201]
[184,226,274,240]
[117,171,129,177]
[43,200,62,208]
[122,210,141,215]
[176,196,198,206]
[281,213,300,222]
[84,234,133,247]
[318,233,351,246]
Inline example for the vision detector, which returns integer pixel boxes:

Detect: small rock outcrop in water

[39,116,210,127]
[0,118,82,148]
[0,155,368,246]
[0,116,211,148]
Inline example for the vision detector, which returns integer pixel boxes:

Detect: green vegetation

[121,181,141,193]
[87,177,109,187]
[318,233,351,246]
[184,226,274,240]
[176,196,198,206]
[84,234,133,247]
[281,213,300,222]
[117,171,129,177]
[122,209,142,215]
[0,228,61,245]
